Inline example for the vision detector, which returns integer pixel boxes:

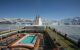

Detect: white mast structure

[33,16,42,26]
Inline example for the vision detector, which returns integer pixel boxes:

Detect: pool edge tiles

[11,34,38,48]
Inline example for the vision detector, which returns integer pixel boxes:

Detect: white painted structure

[38,17,42,25]
[33,16,42,26]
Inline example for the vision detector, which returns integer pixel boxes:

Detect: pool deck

[33,37,41,50]
[11,34,38,49]
[0,34,24,49]
[8,34,24,45]
[0,33,41,50]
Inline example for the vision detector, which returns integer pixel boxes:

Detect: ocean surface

[50,25,80,42]
[0,24,25,32]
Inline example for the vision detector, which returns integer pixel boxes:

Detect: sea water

[0,23,25,32]
[50,25,80,42]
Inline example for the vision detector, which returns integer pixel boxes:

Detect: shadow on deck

[42,32,56,50]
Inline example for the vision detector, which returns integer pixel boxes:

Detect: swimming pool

[20,35,36,44]
[11,34,38,48]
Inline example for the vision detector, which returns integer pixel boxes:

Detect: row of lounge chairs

[0,37,17,46]
[0,35,19,46]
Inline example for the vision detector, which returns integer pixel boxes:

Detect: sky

[0,0,80,20]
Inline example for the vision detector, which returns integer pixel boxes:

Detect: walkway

[45,27,78,50]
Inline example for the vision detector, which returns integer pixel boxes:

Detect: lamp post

[9,26,11,32]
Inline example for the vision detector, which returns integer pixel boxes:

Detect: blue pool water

[20,36,36,44]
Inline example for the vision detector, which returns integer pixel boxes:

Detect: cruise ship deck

[0,26,80,50]
[0,25,56,50]
[0,17,80,50]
